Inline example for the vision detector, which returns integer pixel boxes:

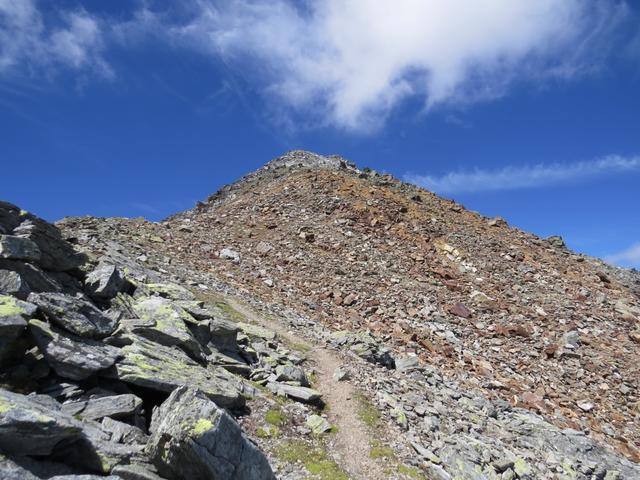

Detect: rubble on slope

[0,201,325,479]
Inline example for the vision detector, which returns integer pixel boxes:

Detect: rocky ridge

[1,150,640,479]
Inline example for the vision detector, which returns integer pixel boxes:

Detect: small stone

[333,367,350,381]
[220,248,241,262]
[448,302,472,319]
[306,414,331,434]
[577,400,594,412]
[395,355,420,372]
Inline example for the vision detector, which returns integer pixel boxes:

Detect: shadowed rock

[0,387,83,456]
[0,235,40,262]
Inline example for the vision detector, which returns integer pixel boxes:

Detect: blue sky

[1,0,639,267]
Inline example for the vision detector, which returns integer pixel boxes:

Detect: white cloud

[404,154,640,194]
[605,243,640,268]
[154,0,630,131]
[0,0,111,78]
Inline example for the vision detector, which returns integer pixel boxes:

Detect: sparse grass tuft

[355,393,381,429]
[274,440,348,480]
[265,407,286,426]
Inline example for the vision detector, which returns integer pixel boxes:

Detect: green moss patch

[265,408,286,426]
[274,440,348,480]
[355,393,381,429]
[191,418,213,435]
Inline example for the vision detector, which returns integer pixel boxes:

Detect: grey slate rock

[28,292,117,338]
[266,382,321,403]
[275,364,309,386]
[29,319,121,381]
[0,234,41,262]
[130,297,204,360]
[106,334,245,409]
[13,217,85,271]
[62,393,142,421]
[0,387,83,456]
[85,263,127,300]
[147,386,274,480]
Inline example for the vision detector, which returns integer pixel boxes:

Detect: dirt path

[227,298,390,480]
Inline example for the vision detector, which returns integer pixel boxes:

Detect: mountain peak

[263,150,358,172]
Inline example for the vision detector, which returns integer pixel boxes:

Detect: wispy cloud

[0,0,112,79]
[605,242,640,268]
[404,154,640,195]
[1,1,638,131]
[140,0,632,131]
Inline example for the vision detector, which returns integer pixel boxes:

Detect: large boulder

[106,334,245,409]
[147,386,274,480]
[0,235,41,262]
[129,297,204,360]
[13,217,85,272]
[0,387,83,456]
[27,292,117,338]
[85,263,128,300]
[29,319,121,381]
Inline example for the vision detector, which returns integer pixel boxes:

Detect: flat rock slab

[29,319,121,381]
[62,394,142,421]
[0,387,83,456]
[147,386,274,480]
[107,334,245,409]
[28,292,117,338]
[266,382,321,403]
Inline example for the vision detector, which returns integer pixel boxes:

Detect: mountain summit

[1,151,639,479]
